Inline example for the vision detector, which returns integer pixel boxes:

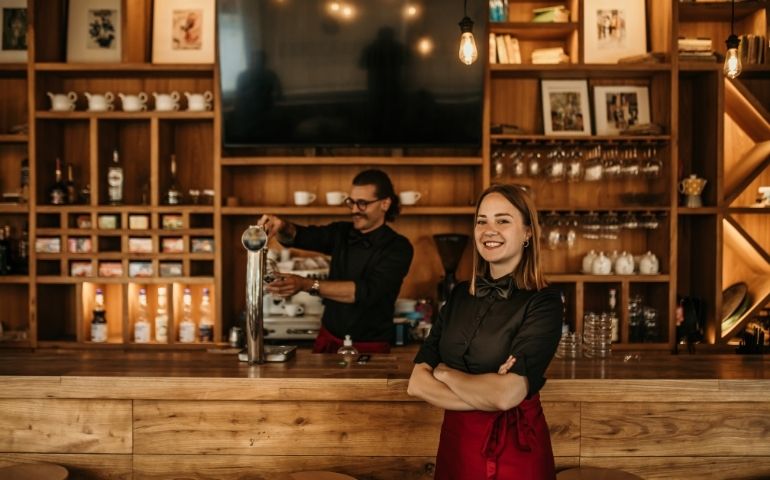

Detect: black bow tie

[475,275,513,299]
[348,229,372,248]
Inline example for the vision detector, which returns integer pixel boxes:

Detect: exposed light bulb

[458,16,477,66]
[723,35,741,79]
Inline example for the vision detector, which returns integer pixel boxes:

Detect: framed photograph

[541,80,591,136]
[593,85,650,135]
[583,0,646,64]
[152,0,215,64]
[67,0,122,63]
[0,0,26,62]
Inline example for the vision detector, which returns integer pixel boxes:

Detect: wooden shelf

[35,63,215,72]
[727,206,770,214]
[221,156,483,166]
[35,276,215,284]
[678,61,720,72]
[490,22,578,40]
[221,206,476,216]
[0,276,30,284]
[37,252,214,260]
[36,228,215,235]
[679,1,767,22]
[678,207,719,215]
[490,63,672,78]
[35,205,214,213]
[36,111,215,120]
[546,274,670,283]
[0,63,26,72]
[491,134,671,142]
[0,204,28,213]
[537,206,670,212]
[0,134,28,143]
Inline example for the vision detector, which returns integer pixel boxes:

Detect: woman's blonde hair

[469,184,547,293]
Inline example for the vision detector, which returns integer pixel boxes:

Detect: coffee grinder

[433,234,469,308]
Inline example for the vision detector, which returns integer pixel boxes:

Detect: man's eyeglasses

[344,197,383,210]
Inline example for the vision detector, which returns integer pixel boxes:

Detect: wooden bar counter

[1,348,770,479]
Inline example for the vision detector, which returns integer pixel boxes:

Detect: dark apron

[435,394,555,480]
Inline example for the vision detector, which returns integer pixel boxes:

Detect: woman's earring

[523,238,530,248]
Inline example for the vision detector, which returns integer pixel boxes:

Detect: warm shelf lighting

[724,0,742,79]
[458,0,477,66]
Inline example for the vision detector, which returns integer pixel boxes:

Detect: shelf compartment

[97,120,151,206]
[0,284,29,344]
[678,1,767,23]
[677,214,719,343]
[35,120,90,206]
[81,282,124,344]
[627,282,670,344]
[158,120,214,206]
[37,283,76,342]
[0,72,27,134]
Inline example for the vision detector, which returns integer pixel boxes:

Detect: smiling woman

[408,184,563,480]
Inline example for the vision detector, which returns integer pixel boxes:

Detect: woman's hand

[497,355,516,375]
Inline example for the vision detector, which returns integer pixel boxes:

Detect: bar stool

[0,463,69,480]
[286,472,357,480]
[557,467,643,480]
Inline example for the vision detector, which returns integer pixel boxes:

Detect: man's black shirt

[287,221,413,343]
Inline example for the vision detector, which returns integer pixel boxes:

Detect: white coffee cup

[153,91,180,111]
[185,91,213,111]
[47,91,77,111]
[119,92,148,112]
[283,303,305,317]
[294,191,317,206]
[399,191,422,205]
[84,92,114,112]
[326,191,347,205]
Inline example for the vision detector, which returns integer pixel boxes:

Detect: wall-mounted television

[217,0,486,149]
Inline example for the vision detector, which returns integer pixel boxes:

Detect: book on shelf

[678,37,712,52]
[504,35,521,64]
[618,52,666,64]
[532,5,569,23]
[531,47,569,64]
[489,33,497,64]
[496,34,509,63]
[490,34,521,64]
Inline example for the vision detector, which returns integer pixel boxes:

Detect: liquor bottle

[0,227,8,275]
[198,287,214,342]
[15,223,28,274]
[19,157,28,204]
[65,163,78,205]
[91,288,108,343]
[154,286,169,343]
[608,288,619,343]
[166,154,182,205]
[48,157,66,205]
[2,225,13,275]
[107,149,123,205]
[179,288,196,343]
[134,288,151,343]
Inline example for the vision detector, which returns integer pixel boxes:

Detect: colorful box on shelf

[162,214,184,230]
[129,214,150,230]
[191,237,214,253]
[159,262,183,277]
[129,261,153,278]
[128,237,153,253]
[532,5,569,22]
[68,237,92,253]
[76,215,92,229]
[98,215,119,229]
[35,237,61,253]
[161,237,184,253]
[70,261,93,277]
[98,262,123,277]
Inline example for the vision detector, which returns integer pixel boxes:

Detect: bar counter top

[1,347,769,402]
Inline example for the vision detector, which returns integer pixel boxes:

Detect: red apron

[312,326,391,354]
[434,394,555,480]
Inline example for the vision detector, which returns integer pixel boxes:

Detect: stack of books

[489,33,522,64]
[531,47,569,64]
[532,5,569,23]
[678,37,716,62]
[737,34,768,65]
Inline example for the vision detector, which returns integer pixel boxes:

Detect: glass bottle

[608,288,619,342]
[154,286,169,343]
[48,157,66,205]
[198,287,214,342]
[65,163,78,205]
[91,288,108,343]
[0,227,8,275]
[337,335,359,356]
[15,223,27,274]
[166,154,182,205]
[107,149,123,205]
[19,157,28,204]
[134,288,151,343]
[179,287,196,343]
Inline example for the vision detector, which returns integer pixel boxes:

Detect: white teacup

[184,91,213,111]
[399,191,422,205]
[326,191,347,205]
[283,303,305,317]
[84,92,114,112]
[47,91,77,111]
[119,92,148,112]
[153,91,180,111]
[293,191,317,206]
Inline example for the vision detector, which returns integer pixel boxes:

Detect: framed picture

[0,0,27,63]
[583,0,646,64]
[66,0,122,63]
[541,80,591,136]
[593,85,650,135]
[152,0,215,64]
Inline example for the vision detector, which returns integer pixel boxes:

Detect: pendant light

[458,0,478,65]
[723,0,741,79]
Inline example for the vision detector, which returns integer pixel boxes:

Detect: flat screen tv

[217,0,486,149]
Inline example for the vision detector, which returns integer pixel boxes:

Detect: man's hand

[265,274,310,298]
[497,355,516,375]
[257,214,289,239]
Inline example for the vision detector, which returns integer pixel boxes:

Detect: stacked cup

[554,332,581,359]
[582,312,613,358]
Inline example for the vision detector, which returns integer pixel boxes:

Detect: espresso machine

[239,225,296,364]
[433,234,469,308]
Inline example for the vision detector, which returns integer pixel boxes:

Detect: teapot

[679,174,707,207]
[84,91,114,112]
[184,90,213,111]
[591,251,612,275]
[152,91,180,111]
[47,91,77,111]
[118,92,148,112]
[639,251,660,275]
[582,249,598,274]
[614,251,635,275]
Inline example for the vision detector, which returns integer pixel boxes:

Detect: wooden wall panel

[581,456,770,480]
[0,399,132,454]
[0,453,132,480]
[581,402,770,457]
